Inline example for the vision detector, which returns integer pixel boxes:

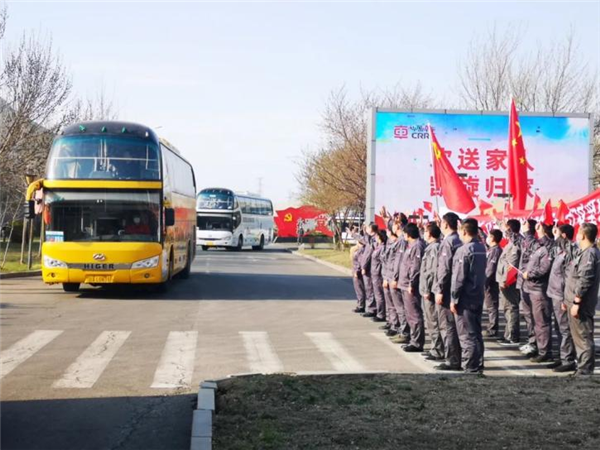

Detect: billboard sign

[366,109,593,219]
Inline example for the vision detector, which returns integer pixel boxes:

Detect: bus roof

[198,188,271,202]
[59,121,159,142]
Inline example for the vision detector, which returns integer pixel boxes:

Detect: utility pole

[257,177,263,196]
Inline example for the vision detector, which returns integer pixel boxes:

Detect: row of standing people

[351,212,599,375]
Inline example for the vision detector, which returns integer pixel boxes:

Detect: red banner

[275,206,333,238]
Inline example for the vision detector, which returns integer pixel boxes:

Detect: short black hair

[426,222,441,240]
[580,223,598,242]
[559,223,575,241]
[540,222,554,239]
[525,219,537,235]
[461,218,479,237]
[369,223,379,234]
[490,229,503,244]
[404,223,420,239]
[442,212,460,231]
[398,213,408,227]
[377,230,388,244]
[506,219,521,234]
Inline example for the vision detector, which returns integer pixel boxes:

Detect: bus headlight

[43,255,68,268]
[132,255,160,269]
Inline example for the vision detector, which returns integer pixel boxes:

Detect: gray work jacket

[451,239,487,307]
[523,236,555,294]
[419,240,440,297]
[398,238,426,291]
[432,231,462,302]
[518,234,540,289]
[564,245,600,316]
[496,234,522,286]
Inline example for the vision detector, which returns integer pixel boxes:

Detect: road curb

[291,251,352,276]
[190,381,218,450]
[0,270,42,279]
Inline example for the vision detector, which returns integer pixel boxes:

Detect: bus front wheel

[63,283,80,292]
[252,235,265,251]
[178,244,192,279]
[201,245,209,251]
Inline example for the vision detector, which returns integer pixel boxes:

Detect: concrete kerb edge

[0,270,42,279]
[191,380,218,450]
[291,251,353,277]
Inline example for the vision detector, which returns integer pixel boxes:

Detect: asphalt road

[1,245,598,450]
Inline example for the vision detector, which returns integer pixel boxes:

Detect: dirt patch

[214,373,600,450]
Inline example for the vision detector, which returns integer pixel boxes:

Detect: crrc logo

[393,126,409,139]
[394,124,430,140]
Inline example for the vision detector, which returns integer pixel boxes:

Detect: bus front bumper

[42,266,164,285]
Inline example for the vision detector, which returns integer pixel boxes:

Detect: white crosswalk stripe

[0,330,63,380]
[240,331,284,373]
[305,332,365,372]
[369,332,435,373]
[151,331,198,389]
[53,331,131,388]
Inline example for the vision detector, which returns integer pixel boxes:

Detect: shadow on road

[1,393,195,450]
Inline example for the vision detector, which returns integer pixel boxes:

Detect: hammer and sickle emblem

[433,142,442,160]
[284,213,293,222]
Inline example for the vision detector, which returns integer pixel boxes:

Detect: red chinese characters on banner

[458,148,480,170]
[486,176,507,198]
[486,149,507,171]
[274,206,333,238]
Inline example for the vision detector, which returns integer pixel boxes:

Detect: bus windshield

[45,190,160,242]
[47,135,160,180]
[197,190,234,210]
[197,216,233,231]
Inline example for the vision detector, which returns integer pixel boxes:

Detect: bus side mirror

[165,208,175,227]
[23,200,35,220]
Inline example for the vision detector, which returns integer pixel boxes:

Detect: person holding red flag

[507,99,532,210]
[429,125,476,214]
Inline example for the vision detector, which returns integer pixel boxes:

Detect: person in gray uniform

[433,212,463,370]
[450,218,487,374]
[419,222,444,361]
[523,222,555,363]
[382,228,401,336]
[351,235,366,313]
[484,229,503,338]
[547,224,577,372]
[370,230,387,323]
[518,219,541,357]
[564,222,600,376]
[359,223,379,318]
[496,219,522,346]
[390,215,411,344]
[398,223,427,352]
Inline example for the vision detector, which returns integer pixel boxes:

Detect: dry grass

[214,373,600,450]
[298,248,353,270]
[0,242,41,272]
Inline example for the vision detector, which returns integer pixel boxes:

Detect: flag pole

[427,123,440,216]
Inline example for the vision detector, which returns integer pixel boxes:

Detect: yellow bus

[32,121,196,292]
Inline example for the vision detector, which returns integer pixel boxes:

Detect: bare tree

[0,3,7,42]
[70,82,119,122]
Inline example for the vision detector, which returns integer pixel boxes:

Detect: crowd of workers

[350,209,600,375]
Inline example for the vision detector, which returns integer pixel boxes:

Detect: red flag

[374,214,386,230]
[506,266,518,286]
[508,99,531,210]
[542,199,553,225]
[423,201,433,213]
[429,125,476,214]
[556,200,570,223]
[532,193,541,211]
[478,198,494,215]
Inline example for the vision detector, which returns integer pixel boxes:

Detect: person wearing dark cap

[419,222,444,361]
[564,222,600,376]
[484,229,503,338]
[432,212,463,370]
[398,223,426,352]
[450,218,487,374]
[496,219,522,346]
[518,219,541,357]
[547,224,577,372]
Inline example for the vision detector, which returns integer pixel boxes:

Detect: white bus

[196,187,274,251]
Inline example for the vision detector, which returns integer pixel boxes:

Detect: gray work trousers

[455,303,485,372]
[551,297,576,363]
[391,288,410,337]
[484,282,499,335]
[567,310,596,374]
[383,281,399,329]
[500,285,520,342]
[520,290,536,346]
[401,289,425,349]
[372,274,386,319]
[423,294,444,358]
[353,274,366,309]
[436,302,461,368]
[363,272,376,314]
[530,291,553,358]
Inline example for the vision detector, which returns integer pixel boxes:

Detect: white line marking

[305,332,365,372]
[151,331,198,389]
[53,331,131,388]
[0,330,64,380]
[239,331,283,374]
[369,332,435,373]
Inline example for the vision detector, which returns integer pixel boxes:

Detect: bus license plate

[85,275,114,284]
[206,241,214,246]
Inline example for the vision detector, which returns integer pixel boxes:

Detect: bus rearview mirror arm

[165,208,175,227]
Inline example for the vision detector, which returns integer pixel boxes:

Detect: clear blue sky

[3,1,599,208]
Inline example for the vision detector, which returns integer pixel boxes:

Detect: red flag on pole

[508,99,530,210]
[557,199,570,223]
[532,193,541,211]
[506,266,518,286]
[478,198,494,215]
[423,201,433,213]
[543,199,554,225]
[429,124,476,214]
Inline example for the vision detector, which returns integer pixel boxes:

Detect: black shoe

[371,316,386,323]
[362,312,376,318]
[385,329,398,337]
[434,363,462,371]
[553,362,577,373]
[352,307,365,313]
[530,355,552,363]
[464,368,484,375]
[402,344,423,353]
[498,339,519,346]
[379,324,391,330]
[546,360,562,369]
[525,350,539,358]
[420,351,430,357]
[424,354,445,361]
